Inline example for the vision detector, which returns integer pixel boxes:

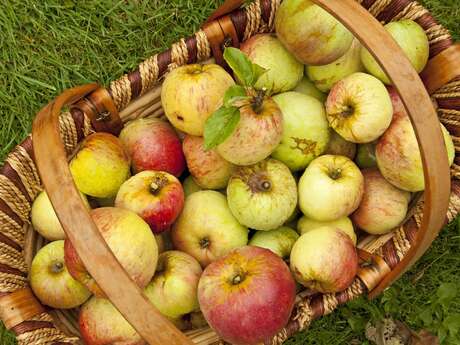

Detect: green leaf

[224,47,256,86]
[252,63,267,83]
[437,283,457,308]
[223,85,248,107]
[444,314,460,337]
[204,106,240,150]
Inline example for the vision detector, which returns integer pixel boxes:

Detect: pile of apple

[28,1,456,345]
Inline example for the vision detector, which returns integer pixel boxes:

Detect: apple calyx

[199,237,210,249]
[231,273,245,285]
[50,261,65,274]
[329,168,343,180]
[234,162,272,193]
[149,173,169,195]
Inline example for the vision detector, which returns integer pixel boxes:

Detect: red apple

[290,227,358,293]
[352,169,411,235]
[115,171,184,234]
[183,135,235,189]
[119,117,185,177]
[198,246,296,345]
[65,207,158,297]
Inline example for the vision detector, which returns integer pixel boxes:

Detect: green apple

[326,72,393,143]
[290,227,358,293]
[31,190,90,241]
[361,20,429,84]
[307,39,364,92]
[145,251,202,319]
[70,133,130,198]
[299,155,364,221]
[249,226,299,259]
[240,34,303,93]
[272,92,330,171]
[356,142,377,169]
[275,0,353,65]
[227,159,298,231]
[183,175,203,197]
[171,191,248,266]
[297,216,356,245]
[324,130,356,160]
[294,77,327,102]
[30,241,91,309]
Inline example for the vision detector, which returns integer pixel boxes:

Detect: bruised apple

[65,207,158,296]
[115,171,184,233]
[290,227,358,293]
[227,159,298,231]
[217,91,283,166]
[183,135,235,189]
[162,64,235,136]
[198,246,296,345]
[275,0,353,65]
[352,169,411,234]
[119,117,185,176]
[171,191,248,266]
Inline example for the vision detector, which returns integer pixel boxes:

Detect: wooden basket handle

[32,84,194,345]
[207,0,452,297]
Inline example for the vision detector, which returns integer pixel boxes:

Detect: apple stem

[232,275,242,285]
[251,89,266,114]
[51,261,64,274]
[261,180,271,191]
[329,168,342,180]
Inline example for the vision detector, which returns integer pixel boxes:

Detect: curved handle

[32,84,194,345]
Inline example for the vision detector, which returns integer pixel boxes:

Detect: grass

[0,0,459,344]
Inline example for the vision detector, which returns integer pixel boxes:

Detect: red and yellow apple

[115,171,184,234]
[352,169,411,235]
[227,159,298,231]
[217,94,283,166]
[324,130,357,160]
[30,241,91,309]
[171,191,248,267]
[119,117,185,177]
[183,135,235,189]
[272,92,330,171]
[248,226,299,259]
[162,64,235,136]
[240,34,303,93]
[198,246,296,345]
[326,72,393,143]
[70,133,130,198]
[65,207,158,296]
[290,227,358,293]
[299,155,364,221]
[275,0,353,65]
[297,216,356,245]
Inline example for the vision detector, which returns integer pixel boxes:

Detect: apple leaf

[204,106,240,150]
[224,85,249,108]
[223,47,266,87]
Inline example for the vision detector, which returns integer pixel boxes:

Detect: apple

[271,92,330,171]
[324,130,357,160]
[299,155,364,221]
[351,169,411,235]
[182,175,202,197]
[198,246,296,345]
[290,227,358,293]
[183,135,235,189]
[376,113,455,192]
[171,191,248,266]
[293,76,327,102]
[115,171,184,234]
[30,241,91,309]
[326,72,393,143]
[361,20,429,85]
[248,226,299,259]
[297,216,357,245]
[65,207,158,296]
[307,39,364,92]
[217,93,283,166]
[31,190,90,241]
[145,251,202,319]
[275,0,353,65]
[356,142,377,169]
[240,34,303,93]
[70,133,130,198]
[227,159,297,231]
[162,64,235,136]
[119,117,185,177]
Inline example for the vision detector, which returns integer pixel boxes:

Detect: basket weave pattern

[0,0,460,344]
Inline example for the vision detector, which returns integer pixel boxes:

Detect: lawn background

[0,0,459,344]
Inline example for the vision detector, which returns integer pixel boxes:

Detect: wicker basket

[1,0,460,344]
